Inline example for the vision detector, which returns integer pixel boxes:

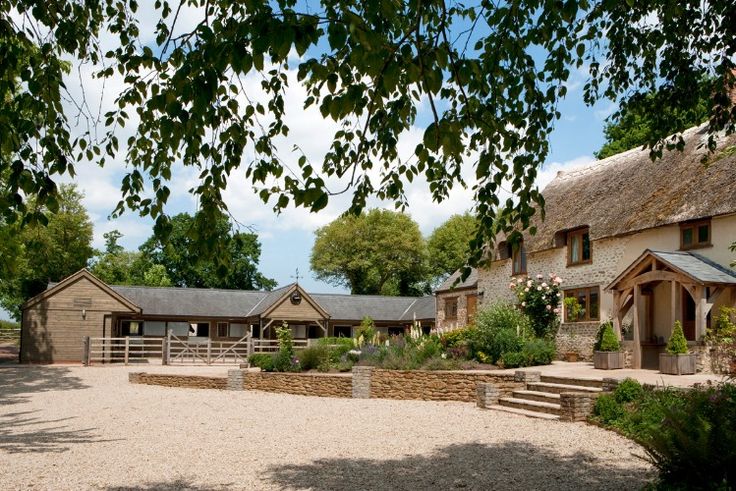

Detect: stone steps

[527,382,603,395]
[512,389,560,404]
[487,404,560,420]
[498,397,562,415]
[540,375,603,388]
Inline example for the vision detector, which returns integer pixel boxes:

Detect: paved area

[506,361,725,387]
[0,365,653,490]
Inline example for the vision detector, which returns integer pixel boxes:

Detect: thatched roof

[521,125,736,253]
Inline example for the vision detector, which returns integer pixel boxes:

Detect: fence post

[206,339,212,365]
[165,329,172,365]
[82,336,90,366]
[247,336,253,367]
[124,337,129,365]
[161,337,167,365]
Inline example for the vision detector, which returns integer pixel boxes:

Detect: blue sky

[0,8,616,321]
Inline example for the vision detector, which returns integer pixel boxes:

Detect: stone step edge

[499,397,561,411]
[540,376,603,388]
[528,382,603,393]
[512,389,561,400]
[486,404,560,420]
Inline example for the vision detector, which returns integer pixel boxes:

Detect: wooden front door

[682,287,696,341]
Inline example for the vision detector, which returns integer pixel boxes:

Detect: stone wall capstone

[559,392,600,422]
[351,366,373,398]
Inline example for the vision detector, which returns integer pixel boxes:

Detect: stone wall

[370,368,522,402]
[243,371,352,398]
[129,372,228,390]
[436,289,475,330]
[556,322,600,361]
[559,392,601,422]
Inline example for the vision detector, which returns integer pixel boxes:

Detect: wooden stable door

[466,294,478,324]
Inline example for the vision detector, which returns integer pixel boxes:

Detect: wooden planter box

[593,351,624,370]
[659,353,697,375]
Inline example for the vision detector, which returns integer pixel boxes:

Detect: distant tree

[138,212,275,290]
[595,83,712,160]
[311,209,428,295]
[427,213,478,282]
[0,185,94,319]
[142,264,172,287]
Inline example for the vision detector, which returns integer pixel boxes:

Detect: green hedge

[0,320,19,331]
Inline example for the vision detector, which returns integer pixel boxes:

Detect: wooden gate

[166,332,252,365]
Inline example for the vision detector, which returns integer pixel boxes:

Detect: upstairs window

[511,243,527,276]
[445,298,458,320]
[680,219,711,250]
[567,228,591,266]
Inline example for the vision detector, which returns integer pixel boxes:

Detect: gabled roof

[606,249,736,291]
[110,284,266,318]
[520,125,736,254]
[258,283,330,319]
[436,268,478,292]
[25,269,141,312]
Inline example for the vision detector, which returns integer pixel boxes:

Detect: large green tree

[311,209,428,295]
[90,230,173,287]
[138,212,276,290]
[0,184,94,319]
[2,1,735,273]
[427,212,478,282]
[595,83,712,160]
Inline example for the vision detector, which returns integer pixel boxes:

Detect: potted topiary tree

[593,320,624,369]
[659,321,696,375]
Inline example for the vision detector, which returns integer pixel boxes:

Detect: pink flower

[541,282,548,288]
[526,280,533,288]
[516,278,523,283]
[521,302,526,307]
[537,286,542,291]
[536,274,543,279]
[549,273,555,278]
[553,308,560,314]
[524,287,530,292]
[546,304,552,310]
[509,282,516,290]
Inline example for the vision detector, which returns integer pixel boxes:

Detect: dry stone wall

[129,372,228,390]
[243,371,352,398]
[370,369,522,402]
[556,322,600,361]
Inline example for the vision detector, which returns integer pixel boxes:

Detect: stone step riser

[513,391,559,404]
[540,376,603,389]
[499,398,562,416]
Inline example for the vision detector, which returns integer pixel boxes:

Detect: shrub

[297,345,332,371]
[598,321,621,352]
[471,303,529,363]
[706,307,736,375]
[249,353,275,372]
[510,274,563,338]
[273,323,300,372]
[499,339,555,368]
[667,321,689,355]
[593,393,625,424]
[355,316,376,345]
[440,326,476,348]
[614,378,643,403]
[499,351,527,368]
[639,383,736,489]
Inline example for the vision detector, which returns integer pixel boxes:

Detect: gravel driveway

[0,365,653,490]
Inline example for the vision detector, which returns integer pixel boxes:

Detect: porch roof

[606,249,736,291]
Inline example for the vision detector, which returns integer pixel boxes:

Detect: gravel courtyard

[0,365,653,490]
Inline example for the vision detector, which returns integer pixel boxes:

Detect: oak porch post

[670,280,677,330]
[612,291,622,340]
[695,285,708,341]
[632,284,642,369]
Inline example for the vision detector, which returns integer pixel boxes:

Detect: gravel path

[0,365,654,490]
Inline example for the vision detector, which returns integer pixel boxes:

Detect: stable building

[20,270,435,363]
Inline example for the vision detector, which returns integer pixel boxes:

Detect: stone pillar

[476,383,500,408]
[227,369,246,391]
[514,370,541,384]
[352,366,373,399]
[559,392,597,422]
[601,378,619,392]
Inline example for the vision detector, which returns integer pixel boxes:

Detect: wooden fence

[0,328,21,343]
[82,331,309,366]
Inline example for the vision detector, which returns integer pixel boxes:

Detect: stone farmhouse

[20,270,434,363]
[439,125,736,370]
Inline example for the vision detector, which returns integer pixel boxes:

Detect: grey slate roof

[47,280,436,322]
[310,293,435,322]
[109,285,267,318]
[650,251,736,284]
[436,268,478,292]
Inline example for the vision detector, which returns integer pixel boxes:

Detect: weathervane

[291,268,301,285]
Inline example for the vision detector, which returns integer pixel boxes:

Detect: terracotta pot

[565,352,579,362]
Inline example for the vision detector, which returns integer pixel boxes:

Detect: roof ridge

[110,284,270,294]
[310,292,430,300]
